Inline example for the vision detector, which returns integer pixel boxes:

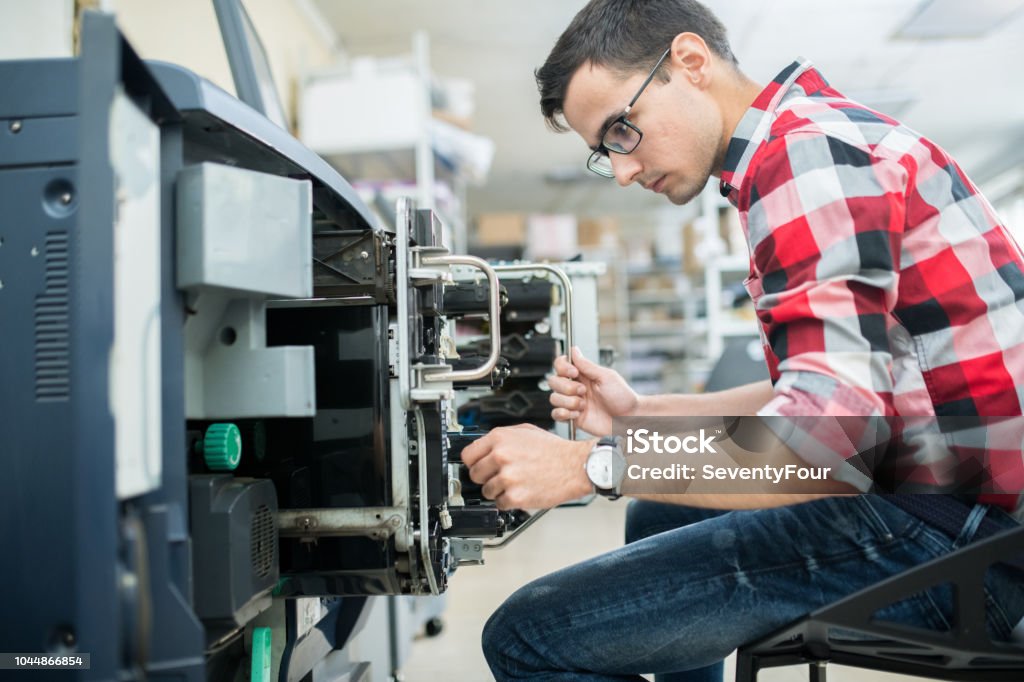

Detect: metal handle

[483,508,550,549]
[420,254,502,383]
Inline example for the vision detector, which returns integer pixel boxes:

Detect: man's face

[562,58,724,206]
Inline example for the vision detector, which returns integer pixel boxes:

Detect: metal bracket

[277,508,405,540]
[450,538,485,566]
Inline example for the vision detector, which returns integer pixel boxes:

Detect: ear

[669,32,712,88]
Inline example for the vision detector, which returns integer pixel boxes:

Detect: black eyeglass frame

[586,46,673,178]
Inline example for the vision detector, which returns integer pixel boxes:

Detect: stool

[736,524,1024,681]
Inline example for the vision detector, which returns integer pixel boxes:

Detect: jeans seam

[918,587,953,631]
[985,585,1014,639]
[856,495,899,543]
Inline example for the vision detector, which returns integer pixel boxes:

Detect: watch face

[586,447,614,489]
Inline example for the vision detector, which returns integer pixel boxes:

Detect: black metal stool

[736,523,1024,681]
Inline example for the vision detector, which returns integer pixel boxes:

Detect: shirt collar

[719,57,816,200]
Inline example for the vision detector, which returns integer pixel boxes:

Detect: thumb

[571,346,603,378]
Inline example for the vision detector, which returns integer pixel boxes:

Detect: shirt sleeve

[742,131,909,486]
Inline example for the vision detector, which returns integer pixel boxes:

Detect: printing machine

[0,6,604,681]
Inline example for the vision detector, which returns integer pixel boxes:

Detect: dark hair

[535,0,738,132]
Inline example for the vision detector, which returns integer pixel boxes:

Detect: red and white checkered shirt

[720,59,1024,507]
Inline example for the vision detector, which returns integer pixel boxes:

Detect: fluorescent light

[894,0,1024,39]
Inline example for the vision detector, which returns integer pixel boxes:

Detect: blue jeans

[481,495,1024,681]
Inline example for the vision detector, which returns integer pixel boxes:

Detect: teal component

[251,627,272,682]
[198,423,242,471]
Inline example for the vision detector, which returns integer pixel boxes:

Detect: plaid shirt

[719,59,1024,506]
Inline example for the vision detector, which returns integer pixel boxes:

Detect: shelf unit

[299,32,493,254]
[704,252,758,359]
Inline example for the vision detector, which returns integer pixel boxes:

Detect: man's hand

[460,423,595,510]
[548,347,640,436]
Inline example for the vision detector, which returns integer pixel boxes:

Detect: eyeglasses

[586,47,672,178]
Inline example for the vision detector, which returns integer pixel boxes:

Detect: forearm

[633,380,774,416]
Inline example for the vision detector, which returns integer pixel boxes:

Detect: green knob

[251,627,272,682]
[199,423,242,471]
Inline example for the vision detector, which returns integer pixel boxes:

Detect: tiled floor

[401,498,922,682]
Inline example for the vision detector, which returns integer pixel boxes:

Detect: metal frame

[736,524,1024,682]
[477,263,579,549]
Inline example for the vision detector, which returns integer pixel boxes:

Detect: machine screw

[9,120,22,133]
[360,250,370,260]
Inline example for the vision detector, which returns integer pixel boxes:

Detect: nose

[611,153,642,188]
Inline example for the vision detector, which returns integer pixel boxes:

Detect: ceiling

[309,0,1024,220]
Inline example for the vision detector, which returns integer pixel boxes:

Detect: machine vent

[251,504,275,578]
[35,232,70,402]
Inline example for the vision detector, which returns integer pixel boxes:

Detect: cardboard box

[683,221,701,275]
[475,212,526,246]
[577,217,620,248]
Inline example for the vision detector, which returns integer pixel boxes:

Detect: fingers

[550,391,584,412]
[552,354,580,379]
[460,433,493,467]
[548,374,586,397]
[551,406,581,422]
[468,455,501,486]
[494,492,517,511]
[554,347,603,381]
[482,476,505,502]
[571,346,602,376]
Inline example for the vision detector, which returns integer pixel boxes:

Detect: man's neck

[712,70,763,177]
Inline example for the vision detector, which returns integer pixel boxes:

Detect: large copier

[0,5,603,681]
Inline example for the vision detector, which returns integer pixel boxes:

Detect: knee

[481,606,510,675]
[482,582,552,678]
[481,599,516,662]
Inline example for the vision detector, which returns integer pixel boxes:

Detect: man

[460,1,1024,679]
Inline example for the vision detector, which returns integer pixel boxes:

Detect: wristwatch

[584,436,627,499]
